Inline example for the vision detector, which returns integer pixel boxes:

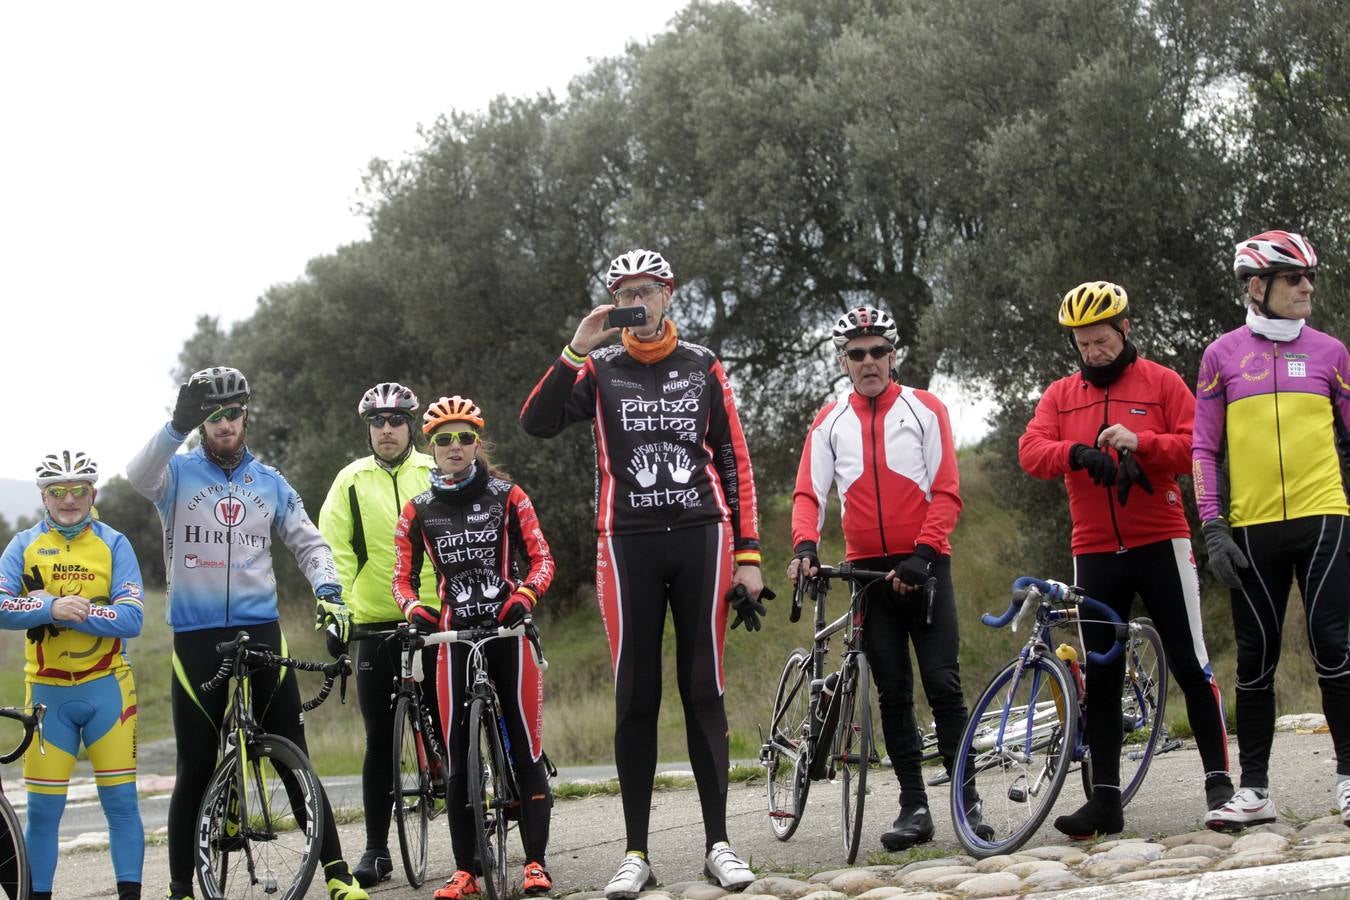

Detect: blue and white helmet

[605,249,675,291]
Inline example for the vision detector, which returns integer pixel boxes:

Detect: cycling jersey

[1193,324,1350,526]
[520,341,760,565]
[792,381,960,558]
[319,450,440,624]
[126,424,337,631]
[392,465,553,627]
[1020,356,1194,554]
[0,520,145,686]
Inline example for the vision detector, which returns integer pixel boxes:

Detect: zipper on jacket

[1273,342,1287,519]
[224,467,235,622]
[1101,386,1126,553]
[868,395,890,556]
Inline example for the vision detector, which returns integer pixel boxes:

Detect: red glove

[408,604,440,632]
[497,591,534,628]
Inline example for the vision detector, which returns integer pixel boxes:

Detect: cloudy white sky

[1,0,694,484]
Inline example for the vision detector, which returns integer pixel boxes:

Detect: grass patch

[864,845,951,866]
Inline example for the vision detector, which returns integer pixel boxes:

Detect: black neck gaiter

[1079,340,1137,388]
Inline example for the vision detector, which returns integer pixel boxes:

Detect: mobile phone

[606,306,648,329]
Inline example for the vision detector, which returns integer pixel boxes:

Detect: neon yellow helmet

[1058,281,1128,328]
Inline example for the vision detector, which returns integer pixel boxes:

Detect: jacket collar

[849,380,901,412]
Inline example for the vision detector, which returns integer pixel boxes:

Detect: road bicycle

[949,576,1168,858]
[193,632,352,900]
[760,563,917,863]
[353,623,448,889]
[0,705,44,900]
[413,620,549,900]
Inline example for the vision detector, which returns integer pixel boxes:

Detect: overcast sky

[1,0,695,484]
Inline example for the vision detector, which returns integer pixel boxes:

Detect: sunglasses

[612,283,666,304]
[367,413,411,429]
[206,406,247,423]
[431,431,480,447]
[1270,270,1316,287]
[45,485,92,500]
[843,345,895,362]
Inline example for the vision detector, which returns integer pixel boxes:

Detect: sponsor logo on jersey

[1129,408,1148,415]
[214,496,246,527]
[1287,360,1307,378]
[37,547,60,556]
[183,554,226,569]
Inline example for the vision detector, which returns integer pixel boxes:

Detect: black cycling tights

[166,621,345,887]
[1232,516,1350,785]
[1074,539,1231,791]
[600,523,733,855]
[352,623,443,854]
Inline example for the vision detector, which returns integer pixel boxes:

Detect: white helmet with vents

[358,382,419,417]
[831,306,898,350]
[605,249,675,291]
[35,450,98,487]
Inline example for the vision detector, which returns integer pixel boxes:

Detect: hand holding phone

[606,306,648,329]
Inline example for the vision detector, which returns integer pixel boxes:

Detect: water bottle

[820,671,839,713]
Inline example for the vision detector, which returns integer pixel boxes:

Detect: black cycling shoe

[1053,791,1124,840]
[880,804,935,851]
[965,799,996,841]
[353,849,393,888]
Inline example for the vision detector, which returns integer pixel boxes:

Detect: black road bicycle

[0,705,44,900]
[193,632,352,900]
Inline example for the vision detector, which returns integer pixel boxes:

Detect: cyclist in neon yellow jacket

[318,382,442,888]
[0,451,144,900]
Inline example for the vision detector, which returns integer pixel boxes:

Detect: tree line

[103,0,1349,603]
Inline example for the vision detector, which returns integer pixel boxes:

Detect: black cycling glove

[793,542,820,580]
[1202,518,1249,589]
[1070,444,1117,487]
[1116,451,1154,506]
[172,377,216,434]
[895,544,937,588]
[728,583,774,631]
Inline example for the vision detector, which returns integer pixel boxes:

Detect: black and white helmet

[358,382,419,417]
[605,249,675,291]
[831,306,899,350]
[35,450,98,487]
[190,366,250,404]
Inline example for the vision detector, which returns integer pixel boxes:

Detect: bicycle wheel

[0,790,29,900]
[951,653,1077,858]
[836,654,872,864]
[195,734,324,900]
[765,648,812,841]
[392,694,431,887]
[468,698,512,900]
[1081,618,1168,805]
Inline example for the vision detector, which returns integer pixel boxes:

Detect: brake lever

[338,654,351,704]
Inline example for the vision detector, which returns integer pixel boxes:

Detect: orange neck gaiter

[622,319,679,364]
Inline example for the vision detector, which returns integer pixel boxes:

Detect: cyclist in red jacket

[1019,281,1232,838]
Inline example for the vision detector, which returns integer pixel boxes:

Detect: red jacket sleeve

[914,389,962,552]
[1133,366,1194,473]
[1019,381,1076,480]
[506,484,554,604]
[391,499,427,617]
[705,357,761,566]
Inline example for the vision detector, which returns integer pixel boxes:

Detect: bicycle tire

[951,653,1077,858]
[836,654,872,864]
[195,734,324,900]
[0,790,29,900]
[468,698,512,900]
[1081,618,1168,805]
[392,694,431,888]
[766,648,812,841]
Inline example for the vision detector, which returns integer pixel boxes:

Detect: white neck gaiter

[1246,306,1305,343]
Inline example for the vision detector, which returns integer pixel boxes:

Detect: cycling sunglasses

[367,413,411,429]
[843,345,895,362]
[430,431,480,447]
[45,484,92,500]
[206,406,247,423]
[1270,270,1316,287]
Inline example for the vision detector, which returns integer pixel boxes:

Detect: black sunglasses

[1269,270,1316,287]
[206,406,246,423]
[367,413,411,429]
[843,345,895,362]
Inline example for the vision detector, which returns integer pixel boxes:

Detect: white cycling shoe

[1204,787,1278,832]
[1338,779,1350,827]
[704,842,755,890]
[605,852,656,899]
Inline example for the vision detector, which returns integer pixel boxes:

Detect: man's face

[367,413,413,463]
[42,481,95,526]
[203,402,247,455]
[840,335,895,398]
[611,277,671,340]
[1072,321,1129,366]
[1252,269,1315,320]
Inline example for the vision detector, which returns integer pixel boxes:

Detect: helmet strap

[369,429,414,469]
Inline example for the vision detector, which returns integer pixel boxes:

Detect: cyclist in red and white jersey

[1020,281,1232,838]
[520,249,764,897]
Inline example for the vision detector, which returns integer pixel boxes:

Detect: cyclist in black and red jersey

[520,249,765,898]
[393,396,555,899]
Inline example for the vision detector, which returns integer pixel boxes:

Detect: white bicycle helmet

[605,249,675,291]
[358,382,419,417]
[35,450,98,487]
[1233,230,1318,279]
[190,366,251,403]
[831,306,899,350]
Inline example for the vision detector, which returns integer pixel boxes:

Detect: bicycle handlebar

[983,576,1126,665]
[790,563,936,623]
[200,630,353,709]
[410,618,547,683]
[0,704,45,764]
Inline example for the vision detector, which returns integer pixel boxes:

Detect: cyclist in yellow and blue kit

[0,451,145,900]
